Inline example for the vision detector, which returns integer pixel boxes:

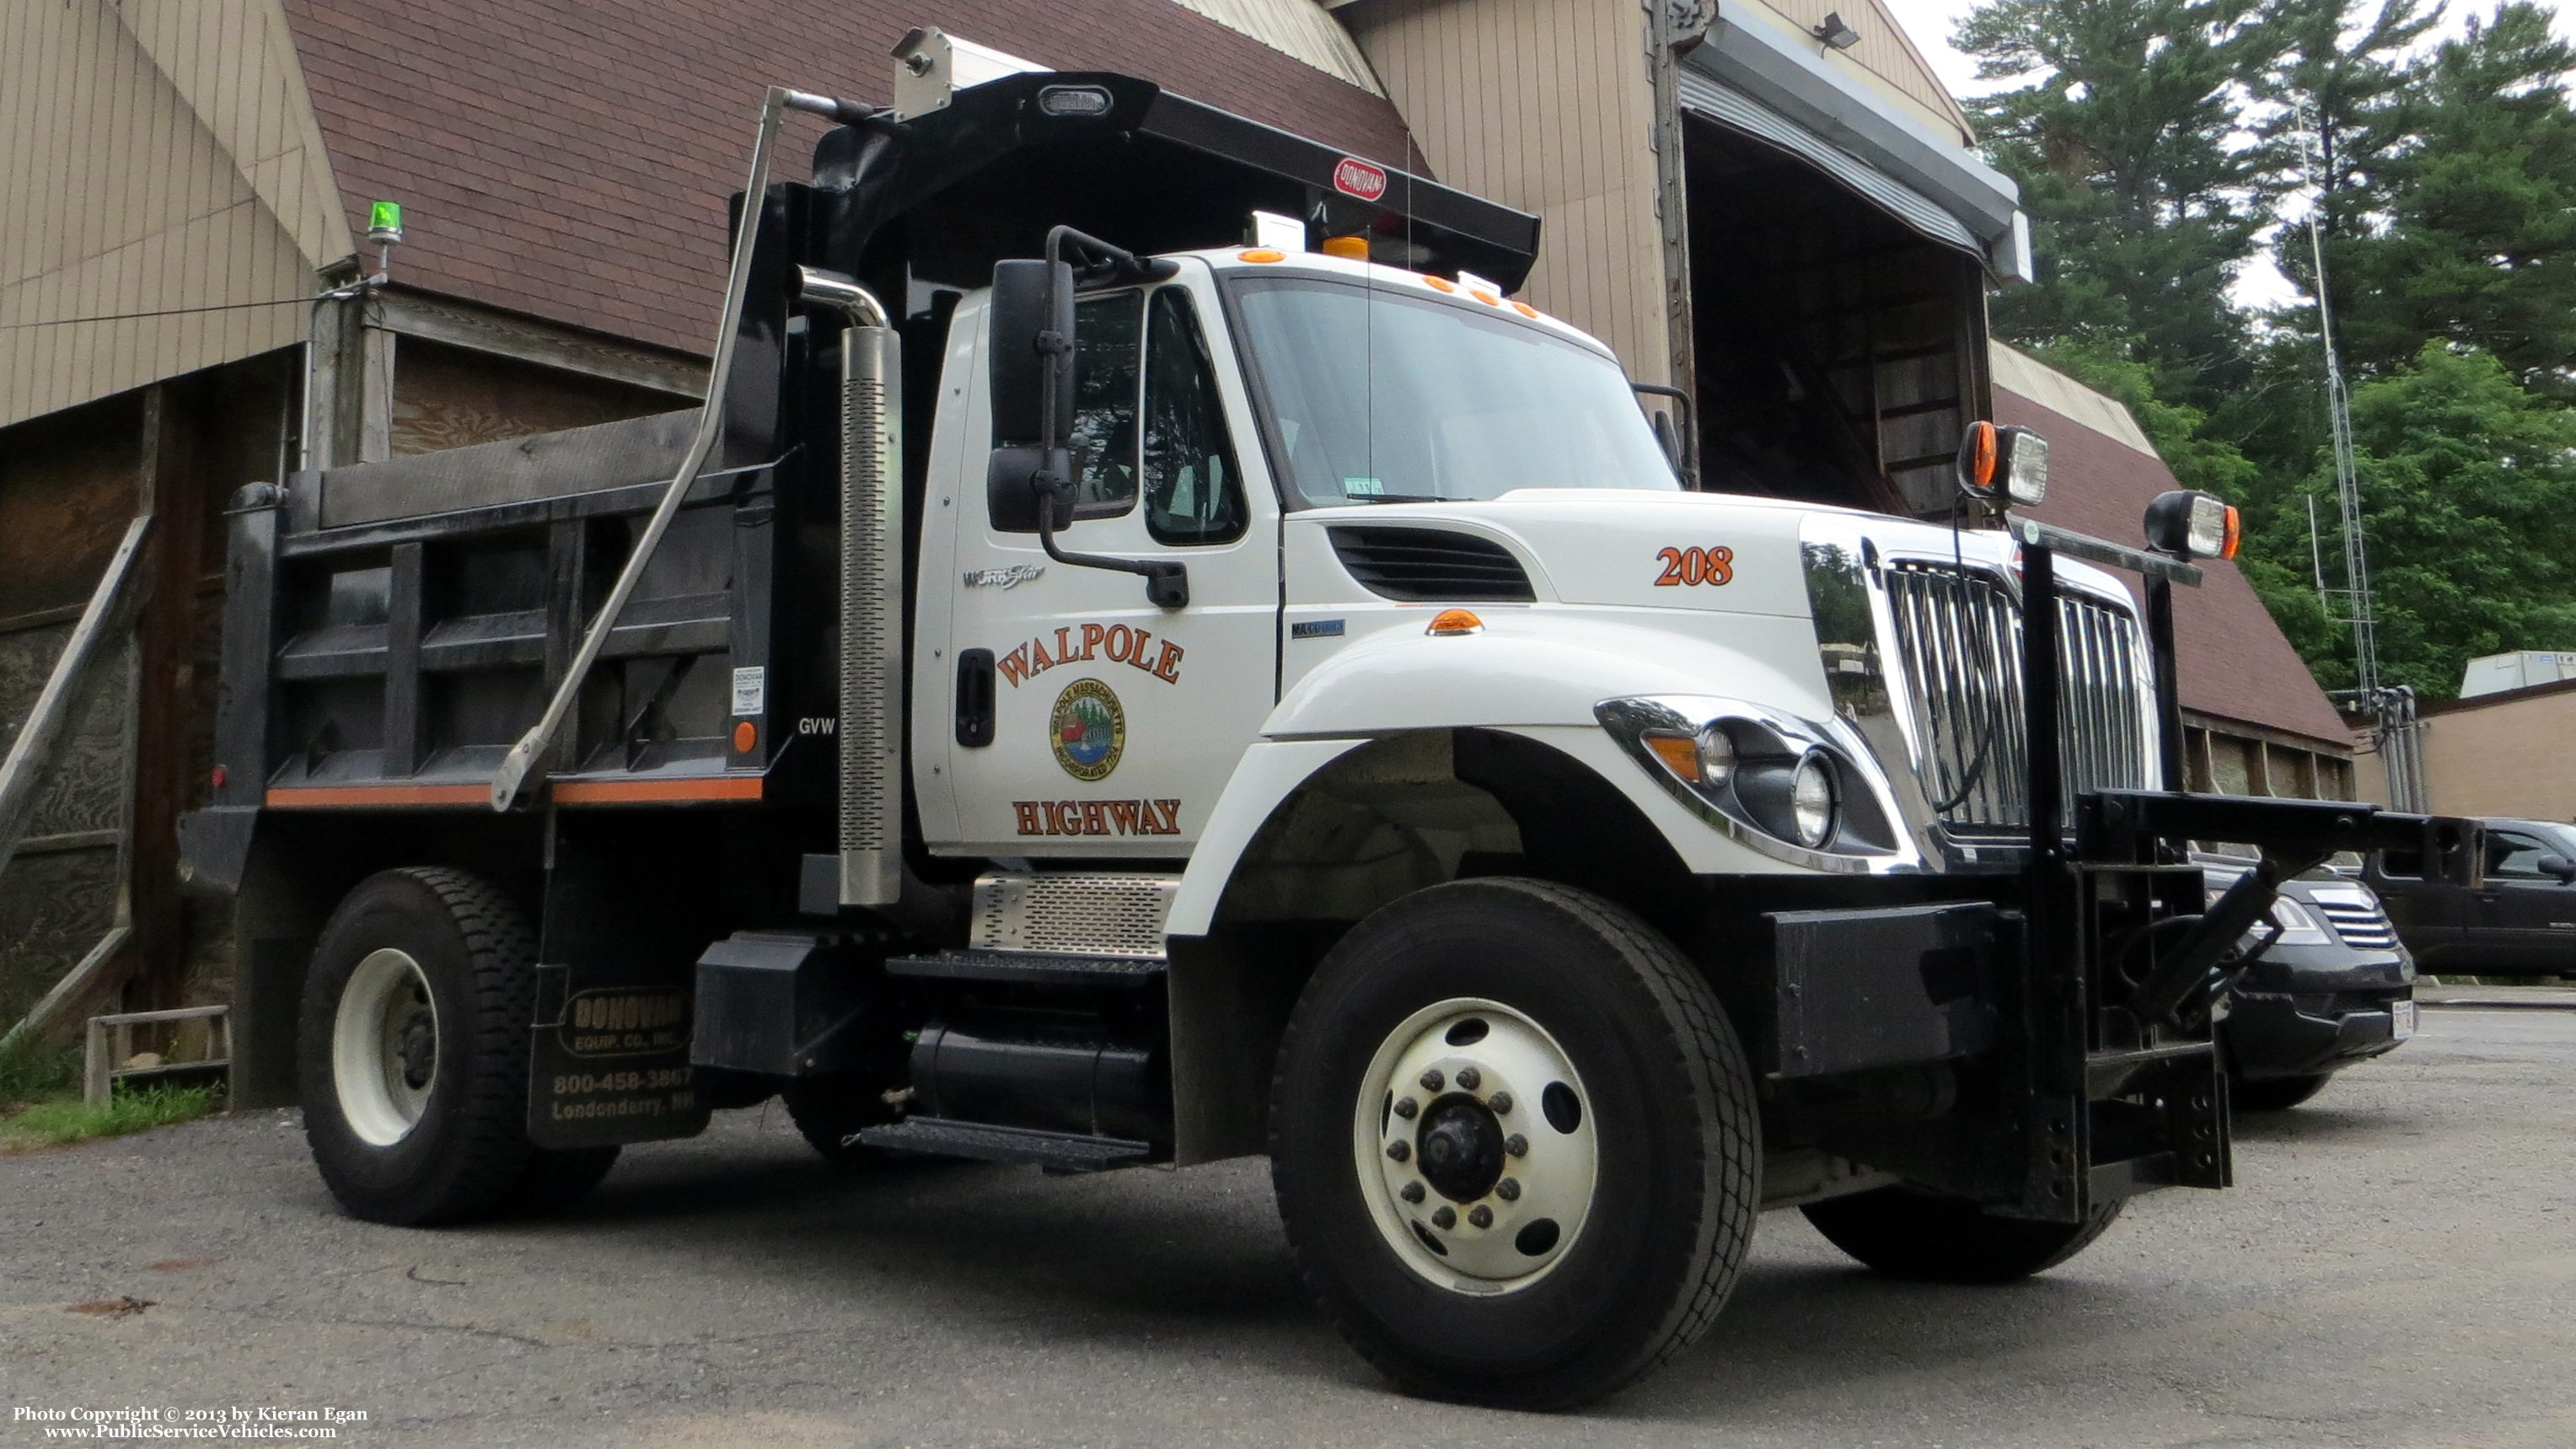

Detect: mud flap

[527,964,713,1148]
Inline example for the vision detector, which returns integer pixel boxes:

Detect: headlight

[2264,898,2333,947]
[1790,754,1837,847]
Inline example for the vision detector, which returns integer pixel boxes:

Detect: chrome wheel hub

[1353,998,1597,1291]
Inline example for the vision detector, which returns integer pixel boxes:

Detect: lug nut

[1430,1206,1456,1231]
[1468,1205,1493,1229]
[1400,1181,1425,1204]
[1486,1090,1512,1114]
[1387,1140,1410,1162]
[1505,1133,1528,1158]
[1456,1066,1481,1091]
[1393,1097,1419,1119]
[1419,1069,1444,1092]
[1495,1177,1521,1201]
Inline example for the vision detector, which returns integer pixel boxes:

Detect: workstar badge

[1049,678,1125,781]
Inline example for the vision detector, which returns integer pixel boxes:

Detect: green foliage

[1957,0,2280,404]
[0,1044,82,1109]
[2253,345,2576,695]
[0,1083,219,1151]
[1960,0,2576,700]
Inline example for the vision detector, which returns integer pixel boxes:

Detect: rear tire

[2232,1071,2333,1112]
[299,867,592,1225]
[1270,878,1758,1410]
[1801,1186,2123,1283]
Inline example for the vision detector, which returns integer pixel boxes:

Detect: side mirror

[2541,854,2576,884]
[988,259,1075,446]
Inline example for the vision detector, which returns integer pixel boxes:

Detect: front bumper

[2224,985,2412,1079]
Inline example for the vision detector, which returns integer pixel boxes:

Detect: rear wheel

[1801,1186,2123,1283]
[2231,1071,2333,1112]
[781,1077,906,1167]
[1270,878,1758,1409]
[298,867,612,1224]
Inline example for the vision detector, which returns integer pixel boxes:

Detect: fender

[1170,615,1839,936]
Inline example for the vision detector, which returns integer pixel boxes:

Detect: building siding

[1343,0,1670,381]
[0,0,340,430]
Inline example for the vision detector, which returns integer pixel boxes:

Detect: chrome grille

[2308,888,2401,950]
[1881,561,2153,835]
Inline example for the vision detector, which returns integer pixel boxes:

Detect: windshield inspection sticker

[1653,545,1735,587]
[1343,476,1384,496]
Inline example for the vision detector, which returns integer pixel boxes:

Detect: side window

[2489,831,2550,878]
[1141,288,1248,545]
[1068,291,1142,514]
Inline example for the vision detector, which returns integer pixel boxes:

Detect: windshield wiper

[1344,492,1462,504]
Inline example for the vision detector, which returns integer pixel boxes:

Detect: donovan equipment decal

[1050,679,1125,781]
[1334,156,1389,201]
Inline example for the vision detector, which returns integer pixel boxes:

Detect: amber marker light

[1238,249,1286,264]
[1424,276,1458,292]
[1471,290,1500,305]
[1511,301,1539,319]
[1426,609,1484,636]
[733,721,758,753]
[1643,733,1701,782]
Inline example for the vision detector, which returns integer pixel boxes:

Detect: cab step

[856,1116,1154,1172]
[886,949,1165,990]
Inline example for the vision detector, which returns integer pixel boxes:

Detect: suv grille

[1329,527,1534,602]
[2307,888,2400,950]
[1881,561,2152,835]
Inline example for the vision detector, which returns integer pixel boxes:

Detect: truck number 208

[1653,545,1734,587]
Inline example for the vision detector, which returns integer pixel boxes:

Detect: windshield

[1226,276,1679,507]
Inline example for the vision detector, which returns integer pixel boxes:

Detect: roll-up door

[1677,69,1983,261]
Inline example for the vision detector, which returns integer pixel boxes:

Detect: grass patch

[0,1044,82,1112]
[1,1083,221,1151]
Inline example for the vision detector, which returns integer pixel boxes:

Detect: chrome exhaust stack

[797,266,903,909]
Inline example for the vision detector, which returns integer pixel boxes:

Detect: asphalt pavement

[4,1001,2572,1449]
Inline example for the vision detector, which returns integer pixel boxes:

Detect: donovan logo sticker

[1050,678,1125,781]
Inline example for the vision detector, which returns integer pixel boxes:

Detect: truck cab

[180,63,2433,1410]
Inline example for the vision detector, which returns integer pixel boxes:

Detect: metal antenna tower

[2297,97,2421,806]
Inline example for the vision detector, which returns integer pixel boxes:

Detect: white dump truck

[181,56,2422,1408]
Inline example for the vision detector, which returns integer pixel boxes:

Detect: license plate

[2392,999,2417,1040]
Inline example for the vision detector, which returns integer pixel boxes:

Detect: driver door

[926,266,1280,858]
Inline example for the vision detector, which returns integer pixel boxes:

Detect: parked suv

[2364,818,2576,978]
[2200,854,2416,1111]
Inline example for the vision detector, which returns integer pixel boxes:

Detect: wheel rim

[332,947,438,1146]
[1351,997,1597,1293]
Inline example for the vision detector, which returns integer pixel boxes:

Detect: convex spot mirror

[986,258,1076,532]
[1956,421,2048,507]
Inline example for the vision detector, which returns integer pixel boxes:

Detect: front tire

[1270,879,1758,1409]
[1801,1187,2123,1283]
[2232,1071,2333,1112]
[298,867,611,1224]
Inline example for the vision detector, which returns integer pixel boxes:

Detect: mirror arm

[1031,474,1189,609]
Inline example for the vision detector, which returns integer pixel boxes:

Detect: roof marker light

[1424,276,1457,293]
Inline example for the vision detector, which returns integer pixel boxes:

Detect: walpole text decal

[997,623,1183,687]
[1013,798,1184,836]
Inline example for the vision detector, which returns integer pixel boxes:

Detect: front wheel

[1270,878,1758,1409]
[1801,1186,2123,1283]
[2231,1071,2333,1112]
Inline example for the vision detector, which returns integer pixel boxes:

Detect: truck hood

[1296,489,2039,617]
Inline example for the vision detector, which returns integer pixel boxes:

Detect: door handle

[955,649,996,748]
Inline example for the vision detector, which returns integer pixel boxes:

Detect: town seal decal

[1049,678,1125,781]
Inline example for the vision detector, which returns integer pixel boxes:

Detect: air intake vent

[1328,527,1534,602]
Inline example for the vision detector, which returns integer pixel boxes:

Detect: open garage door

[1677,78,1994,516]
